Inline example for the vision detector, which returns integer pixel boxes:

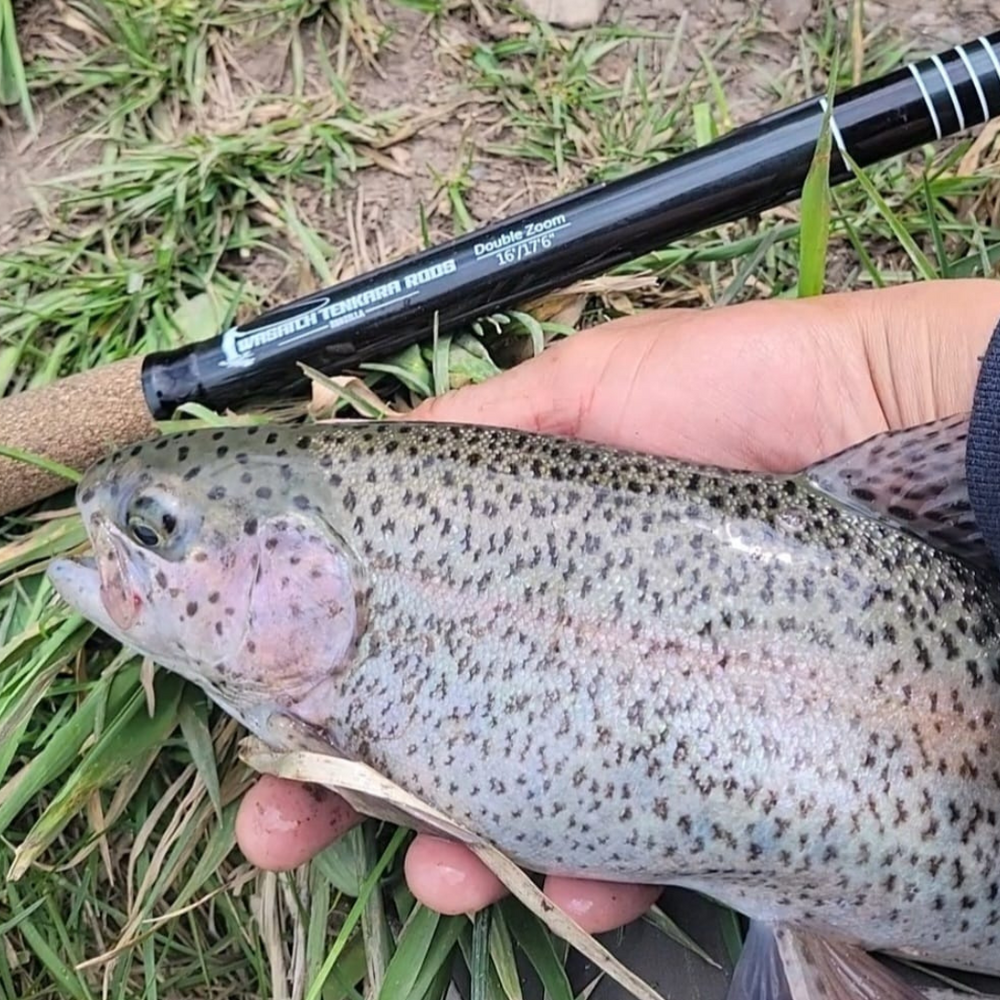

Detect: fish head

[48,429,366,744]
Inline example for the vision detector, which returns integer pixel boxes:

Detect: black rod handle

[142,32,1000,418]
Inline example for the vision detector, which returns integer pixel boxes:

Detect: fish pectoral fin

[728,923,928,1000]
[726,921,793,1000]
[803,413,995,575]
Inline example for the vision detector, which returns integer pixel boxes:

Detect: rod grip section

[0,357,157,515]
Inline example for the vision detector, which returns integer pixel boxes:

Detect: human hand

[236,278,1000,932]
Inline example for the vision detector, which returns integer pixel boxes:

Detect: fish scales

[49,418,1000,989]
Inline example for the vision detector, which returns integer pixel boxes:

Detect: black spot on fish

[208,591,220,603]
[296,436,311,450]
[293,494,310,510]
[265,432,279,445]
[240,472,253,485]
[244,517,258,536]
[183,465,202,481]
[216,445,229,458]
[256,486,272,500]
[186,601,198,617]
[207,485,226,500]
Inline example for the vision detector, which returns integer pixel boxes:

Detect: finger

[402,835,661,933]
[859,277,1000,428]
[542,876,662,934]
[412,299,872,471]
[403,834,507,914]
[412,280,1000,471]
[236,775,362,871]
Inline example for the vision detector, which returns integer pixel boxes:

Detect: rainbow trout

[48,417,1000,1000]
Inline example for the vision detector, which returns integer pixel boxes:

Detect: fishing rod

[142,30,1000,414]
[1,31,999,515]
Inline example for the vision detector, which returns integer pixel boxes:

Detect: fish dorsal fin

[804,414,993,573]
[728,922,929,1000]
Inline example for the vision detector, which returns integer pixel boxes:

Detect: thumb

[412,281,1000,472]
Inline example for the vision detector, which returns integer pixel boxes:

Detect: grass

[1,1,999,998]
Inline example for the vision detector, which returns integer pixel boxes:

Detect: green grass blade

[0,0,32,127]
[488,903,523,1000]
[431,327,452,398]
[0,445,83,485]
[508,311,545,357]
[10,672,185,878]
[498,900,573,1000]
[5,884,93,1000]
[447,334,502,387]
[796,62,836,297]
[921,172,951,278]
[378,905,465,1000]
[306,825,409,1000]
[361,343,434,398]
[313,828,367,898]
[718,906,744,967]
[642,905,720,968]
[177,693,223,821]
[835,205,885,287]
[470,908,493,1000]
[358,822,393,999]
[841,149,939,279]
[171,800,239,910]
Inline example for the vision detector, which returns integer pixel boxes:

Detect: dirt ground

[2,0,998,294]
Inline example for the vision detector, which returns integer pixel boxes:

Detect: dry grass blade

[242,741,668,1000]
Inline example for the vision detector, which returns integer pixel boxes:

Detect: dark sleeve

[966,315,1000,568]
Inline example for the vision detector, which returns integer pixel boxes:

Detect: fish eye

[124,494,179,550]
[127,518,162,548]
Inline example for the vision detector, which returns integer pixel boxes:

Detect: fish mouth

[48,539,142,638]
[48,554,106,625]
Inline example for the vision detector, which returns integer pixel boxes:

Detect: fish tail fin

[728,922,928,1000]
[803,414,993,573]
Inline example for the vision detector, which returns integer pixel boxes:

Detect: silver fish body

[48,419,1000,988]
